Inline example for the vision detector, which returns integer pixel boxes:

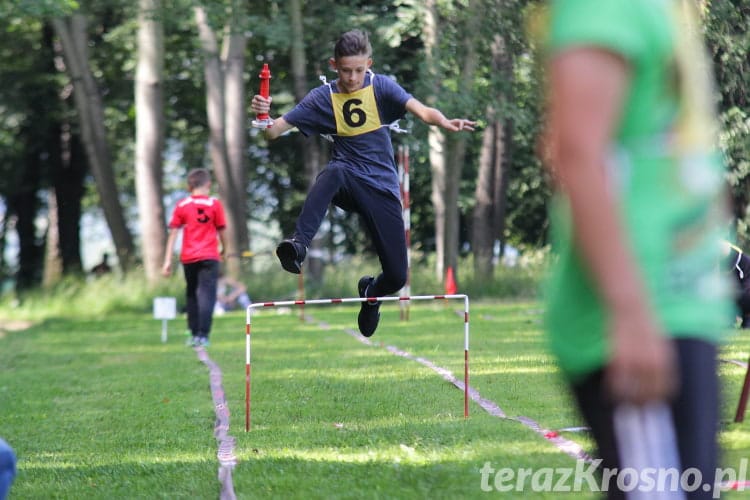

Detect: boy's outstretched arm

[250,95,294,140]
[405,98,476,132]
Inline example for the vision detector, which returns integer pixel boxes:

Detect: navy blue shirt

[283,72,412,199]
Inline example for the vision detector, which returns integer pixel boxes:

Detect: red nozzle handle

[257,63,271,121]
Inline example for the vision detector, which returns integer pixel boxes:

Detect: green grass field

[2,299,750,499]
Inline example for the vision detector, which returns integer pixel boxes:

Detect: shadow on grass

[232,412,599,500]
[16,460,218,499]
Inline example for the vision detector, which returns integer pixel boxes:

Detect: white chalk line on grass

[194,346,238,500]
[306,314,593,463]
[309,314,750,493]
[470,315,750,492]
[721,358,748,369]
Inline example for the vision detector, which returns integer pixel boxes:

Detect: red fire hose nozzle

[252,63,273,129]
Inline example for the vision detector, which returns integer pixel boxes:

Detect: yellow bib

[331,84,381,137]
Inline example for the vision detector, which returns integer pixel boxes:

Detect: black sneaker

[357,275,380,337]
[276,239,307,274]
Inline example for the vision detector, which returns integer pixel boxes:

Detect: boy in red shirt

[162,168,227,347]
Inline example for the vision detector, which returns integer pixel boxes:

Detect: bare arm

[161,228,180,277]
[250,95,295,140]
[405,97,476,132]
[218,227,227,257]
[545,47,676,404]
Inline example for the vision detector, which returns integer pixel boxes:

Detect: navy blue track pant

[182,259,219,338]
[293,163,407,296]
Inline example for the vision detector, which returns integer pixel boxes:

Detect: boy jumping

[251,29,475,337]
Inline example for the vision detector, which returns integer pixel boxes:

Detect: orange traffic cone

[445,266,458,295]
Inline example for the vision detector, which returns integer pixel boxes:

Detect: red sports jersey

[168,195,226,263]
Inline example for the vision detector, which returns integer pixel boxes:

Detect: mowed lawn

[2,300,750,499]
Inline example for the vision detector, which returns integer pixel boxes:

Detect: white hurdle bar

[244,294,470,431]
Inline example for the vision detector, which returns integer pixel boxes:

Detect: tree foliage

[703,0,750,245]
[0,0,748,291]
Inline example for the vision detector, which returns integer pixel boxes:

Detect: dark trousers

[737,288,750,327]
[183,259,219,338]
[571,338,718,499]
[294,163,407,296]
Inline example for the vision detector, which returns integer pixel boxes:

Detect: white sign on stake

[153,297,177,343]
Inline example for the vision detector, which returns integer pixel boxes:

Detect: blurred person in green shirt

[541,0,732,497]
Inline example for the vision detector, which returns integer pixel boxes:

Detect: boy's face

[329,54,372,94]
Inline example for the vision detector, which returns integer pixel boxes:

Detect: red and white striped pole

[245,320,252,432]
[398,145,412,321]
[298,270,305,322]
[244,294,470,431]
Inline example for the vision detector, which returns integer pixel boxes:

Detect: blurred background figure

[214,273,251,314]
[0,438,16,500]
[723,240,750,328]
[90,252,112,276]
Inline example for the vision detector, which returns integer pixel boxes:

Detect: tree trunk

[55,127,86,275]
[134,0,166,284]
[194,5,244,278]
[0,207,7,282]
[135,0,167,284]
[428,3,480,285]
[472,118,505,280]
[46,120,85,281]
[289,0,325,282]
[52,14,135,271]
[8,192,41,291]
[429,132,447,281]
[43,189,63,288]
[7,155,42,290]
[423,0,447,281]
[42,122,82,288]
[222,0,249,255]
[40,23,84,278]
[471,33,513,280]
[493,120,512,254]
[443,136,470,286]
[445,20,478,282]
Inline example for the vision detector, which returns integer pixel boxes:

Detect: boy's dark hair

[187,168,211,190]
[334,30,372,60]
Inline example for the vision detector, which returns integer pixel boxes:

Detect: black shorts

[571,338,718,499]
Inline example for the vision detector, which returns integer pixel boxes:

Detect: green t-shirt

[544,0,733,380]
